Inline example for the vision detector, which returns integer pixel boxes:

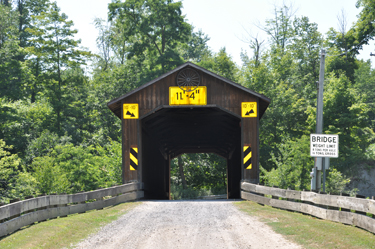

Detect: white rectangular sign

[310,134,339,158]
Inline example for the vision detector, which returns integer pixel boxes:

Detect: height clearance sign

[310,134,339,158]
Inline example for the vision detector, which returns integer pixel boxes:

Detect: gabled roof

[107,62,271,118]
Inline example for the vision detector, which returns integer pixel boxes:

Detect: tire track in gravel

[75,200,302,249]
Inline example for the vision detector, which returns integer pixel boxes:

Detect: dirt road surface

[75,200,302,249]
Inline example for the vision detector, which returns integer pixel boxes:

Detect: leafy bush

[326,168,358,195]
[0,139,21,203]
[261,136,313,190]
[27,139,122,195]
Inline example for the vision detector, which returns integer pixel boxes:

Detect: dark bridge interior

[140,105,242,199]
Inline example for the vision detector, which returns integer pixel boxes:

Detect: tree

[26,2,90,132]
[258,4,296,54]
[178,156,187,189]
[180,29,211,63]
[198,47,238,82]
[354,60,375,127]
[346,0,375,53]
[325,28,358,82]
[314,73,373,174]
[0,3,30,100]
[16,0,50,48]
[88,60,144,142]
[108,0,191,74]
[291,16,322,88]
[244,34,265,68]
[94,18,114,70]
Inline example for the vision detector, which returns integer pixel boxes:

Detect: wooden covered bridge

[2,63,375,238]
[107,62,270,199]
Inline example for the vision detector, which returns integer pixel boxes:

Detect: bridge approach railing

[241,181,375,234]
[0,182,143,237]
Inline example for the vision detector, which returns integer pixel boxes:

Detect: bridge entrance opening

[140,106,242,199]
[170,153,227,200]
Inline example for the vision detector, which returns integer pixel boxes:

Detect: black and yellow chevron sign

[130,147,138,171]
[243,145,252,169]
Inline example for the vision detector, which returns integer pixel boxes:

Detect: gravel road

[75,200,302,249]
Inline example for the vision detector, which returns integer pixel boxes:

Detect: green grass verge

[0,201,140,249]
[235,201,375,249]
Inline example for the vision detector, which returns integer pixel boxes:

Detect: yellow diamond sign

[123,103,139,119]
[241,102,257,118]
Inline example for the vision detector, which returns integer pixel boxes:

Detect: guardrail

[241,182,375,234]
[0,182,144,237]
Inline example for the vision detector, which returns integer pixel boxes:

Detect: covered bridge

[107,62,270,199]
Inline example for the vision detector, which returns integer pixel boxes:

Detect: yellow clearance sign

[241,102,257,118]
[123,103,139,119]
[169,86,207,105]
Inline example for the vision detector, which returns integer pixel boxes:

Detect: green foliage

[240,3,375,191]
[291,16,323,86]
[354,60,375,129]
[30,141,122,194]
[198,47,238,82]
[347,0,375,53]
[261,136,313,190]
[0,4,31,100]
[8,171,38,200]
[26,2,91,132]
[32,155,70,194]
[318,73,372,173]
[0,139,21,202]
[0,0,374,201]
[325,168,351,194]
[89,61,144,141]
[263,4,294,53]
[108,0,191,74]
[180,29,211,63]
[0,98,54,158]
[170,153,227,198]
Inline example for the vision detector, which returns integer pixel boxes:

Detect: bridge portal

[107,62,270,199]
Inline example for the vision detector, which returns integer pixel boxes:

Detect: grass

[235,201,375,249]
[0,201,140,249]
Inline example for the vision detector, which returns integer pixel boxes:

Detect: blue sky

[54,0,374,66]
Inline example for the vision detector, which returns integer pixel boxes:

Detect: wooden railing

[241,182,375,234]
[0,182,144,237]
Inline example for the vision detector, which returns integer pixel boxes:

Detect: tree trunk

[178,156,187,189]
[2,0,10,6]
[223,171,226,187]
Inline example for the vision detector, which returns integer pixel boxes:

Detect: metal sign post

[311,49,325,191]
